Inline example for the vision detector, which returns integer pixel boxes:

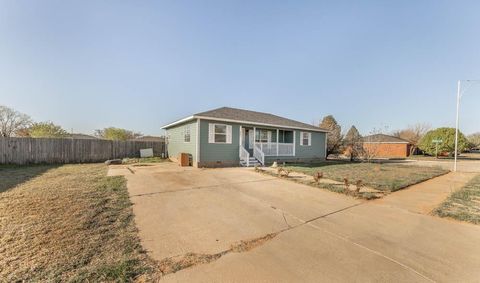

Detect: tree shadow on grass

[0,164,60,193]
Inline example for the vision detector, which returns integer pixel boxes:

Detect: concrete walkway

[110,163,480,282]
[376,172,477,214]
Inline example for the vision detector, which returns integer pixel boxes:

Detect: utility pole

[454,81,461,171]
[454,79,479,172]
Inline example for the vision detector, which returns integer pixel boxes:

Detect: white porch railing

[254,144,265,165]
[239,146,250,167]
[256,142,294,156]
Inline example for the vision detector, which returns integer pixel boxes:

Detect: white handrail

[239,146,250,167]
[254,144,265,165]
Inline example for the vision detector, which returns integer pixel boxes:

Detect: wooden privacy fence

[0,137,166,165]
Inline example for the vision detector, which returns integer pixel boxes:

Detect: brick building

[362,134,411,158]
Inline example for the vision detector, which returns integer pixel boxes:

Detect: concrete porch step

[240,158,261,167]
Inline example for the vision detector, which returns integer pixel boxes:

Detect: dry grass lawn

[285,162,448,192]
[433,174,480,224]
[0,164,157,282]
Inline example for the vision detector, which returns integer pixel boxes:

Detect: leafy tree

[319,115,342,155]
[95,127,142,141]
[418,127,468,156]
[0,105,32,137]
[28,122,69,138]
[343,125,362,161]
[393,123,430,155]
[467,133,480,148]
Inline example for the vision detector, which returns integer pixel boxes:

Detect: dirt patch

[158,232,279,275]
[158,252,224,275]
[230,232,278,252]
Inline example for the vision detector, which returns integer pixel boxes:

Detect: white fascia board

[161,116,195,129]
[194,116,329,133]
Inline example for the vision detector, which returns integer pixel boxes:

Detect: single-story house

[162,107,329,167]
[362,134,411,158]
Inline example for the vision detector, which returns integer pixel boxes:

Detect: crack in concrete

[282,212,291,228]
[156,198,434,282]
[129,178,278,198]
[156,204,363,277]
[158,232,279,276]
[304,222,436,282]
[140,172,435,281]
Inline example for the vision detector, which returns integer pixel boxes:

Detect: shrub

[418,127,467,156]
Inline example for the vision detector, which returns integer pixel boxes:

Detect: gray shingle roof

[362,134,410,143]
[193,107,327,132]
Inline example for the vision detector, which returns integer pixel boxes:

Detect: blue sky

[1,0,479,136]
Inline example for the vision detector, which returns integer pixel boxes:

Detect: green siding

[199,119,240,163]
[198,119,326,165]
[166,120,198,163]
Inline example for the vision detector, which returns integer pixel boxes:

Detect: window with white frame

[300,132,311,146]
[208,123,232,144]
[184,125,191,142]
[214,124,226,143]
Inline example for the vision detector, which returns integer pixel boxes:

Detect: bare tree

[362,127,391,162]
[0,105,32,137]
[362,136,381,162]
[393,123,431,155]
[467,133,480,149]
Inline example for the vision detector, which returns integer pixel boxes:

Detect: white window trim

[208,123,232,144]
[184,125,191,143]
[300,131,312,146]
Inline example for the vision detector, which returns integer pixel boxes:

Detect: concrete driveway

[110,162,480,282]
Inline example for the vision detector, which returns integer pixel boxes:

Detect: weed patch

[433,174,480,224]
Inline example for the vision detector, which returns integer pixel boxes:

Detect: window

[184,125,191,142]
[278,130,293,143]
[255,129,269,143]
[208,123,232,144]
[300,132,311,146]
[214,124,227,143]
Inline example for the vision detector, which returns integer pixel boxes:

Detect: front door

[244,129,250,149]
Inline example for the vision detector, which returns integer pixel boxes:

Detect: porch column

[253,127,256,149]
[293,131,296,156]
[276,129,279,156]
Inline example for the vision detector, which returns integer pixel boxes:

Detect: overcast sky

[1,0,479,136]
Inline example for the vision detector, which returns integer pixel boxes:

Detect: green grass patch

[433,174,480,224]
[285,162,448,192]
